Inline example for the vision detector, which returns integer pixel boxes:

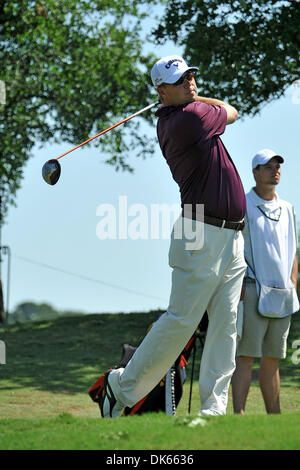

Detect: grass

[1,412,300,450]
[0,309,300,450]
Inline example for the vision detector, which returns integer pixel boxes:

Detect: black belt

[182,209,245,231]
[182,210,244,231]
[204,215,245,231]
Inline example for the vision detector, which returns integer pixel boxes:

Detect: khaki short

[237,280,291,359]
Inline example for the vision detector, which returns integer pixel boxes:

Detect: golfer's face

[158,72,198,106]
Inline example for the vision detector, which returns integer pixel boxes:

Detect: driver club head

[42,159,61,185]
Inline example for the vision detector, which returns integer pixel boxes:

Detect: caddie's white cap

[151,55,198,87]
[252,149,284,169]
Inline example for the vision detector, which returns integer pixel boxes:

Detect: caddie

[232,149,299,414]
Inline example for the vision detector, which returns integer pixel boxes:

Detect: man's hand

[240,283,246,300]
[195,96,238,124]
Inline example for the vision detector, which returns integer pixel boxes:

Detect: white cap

[151,55,198,87]
[252,149,284,169]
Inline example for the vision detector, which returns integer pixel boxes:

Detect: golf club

[42,101,160,185]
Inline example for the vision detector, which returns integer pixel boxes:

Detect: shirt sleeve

[188,101,227,139]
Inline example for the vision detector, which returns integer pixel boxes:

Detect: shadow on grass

[0,311,162,394]
[0,308,299,395]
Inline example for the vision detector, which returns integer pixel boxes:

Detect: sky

[1,19,300,317]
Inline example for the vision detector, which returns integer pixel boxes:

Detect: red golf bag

[89,312,208,416]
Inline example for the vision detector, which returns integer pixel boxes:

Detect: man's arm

[195,96,238,125]
[291,254,298,290]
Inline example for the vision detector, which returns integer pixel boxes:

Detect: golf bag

[89,312,208,416]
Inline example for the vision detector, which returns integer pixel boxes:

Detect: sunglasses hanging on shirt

[257,206,282,222]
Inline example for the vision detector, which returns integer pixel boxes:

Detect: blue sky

[1,30,300,317]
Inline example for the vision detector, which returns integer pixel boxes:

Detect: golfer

[98,55,247,417]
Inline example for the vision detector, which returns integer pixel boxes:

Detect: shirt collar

[249,187,279,208]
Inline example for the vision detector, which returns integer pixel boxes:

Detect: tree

[153,0,300,115]
[11,301,59,323]
[0,0,158,225]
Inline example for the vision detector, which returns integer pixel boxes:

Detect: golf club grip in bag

[88,312,208,416]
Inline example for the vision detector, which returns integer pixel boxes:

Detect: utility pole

[0,217,5,324]
[0,80,6,323]
[0,245,11,323]
[0,196,6,324]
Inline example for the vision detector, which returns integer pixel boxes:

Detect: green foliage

[7,300,86,324]
[10,301,59,323]
[153,0,300,115]
[0,0,158,222]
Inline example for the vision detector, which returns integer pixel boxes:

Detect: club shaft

[56,101,160,161]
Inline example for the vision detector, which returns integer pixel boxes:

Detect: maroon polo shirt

[156,101,246,222]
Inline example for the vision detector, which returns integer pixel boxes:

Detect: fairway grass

[0,311,299,450]
[1,411,300,450]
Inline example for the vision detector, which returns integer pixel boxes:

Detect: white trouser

[114,218,246,415]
